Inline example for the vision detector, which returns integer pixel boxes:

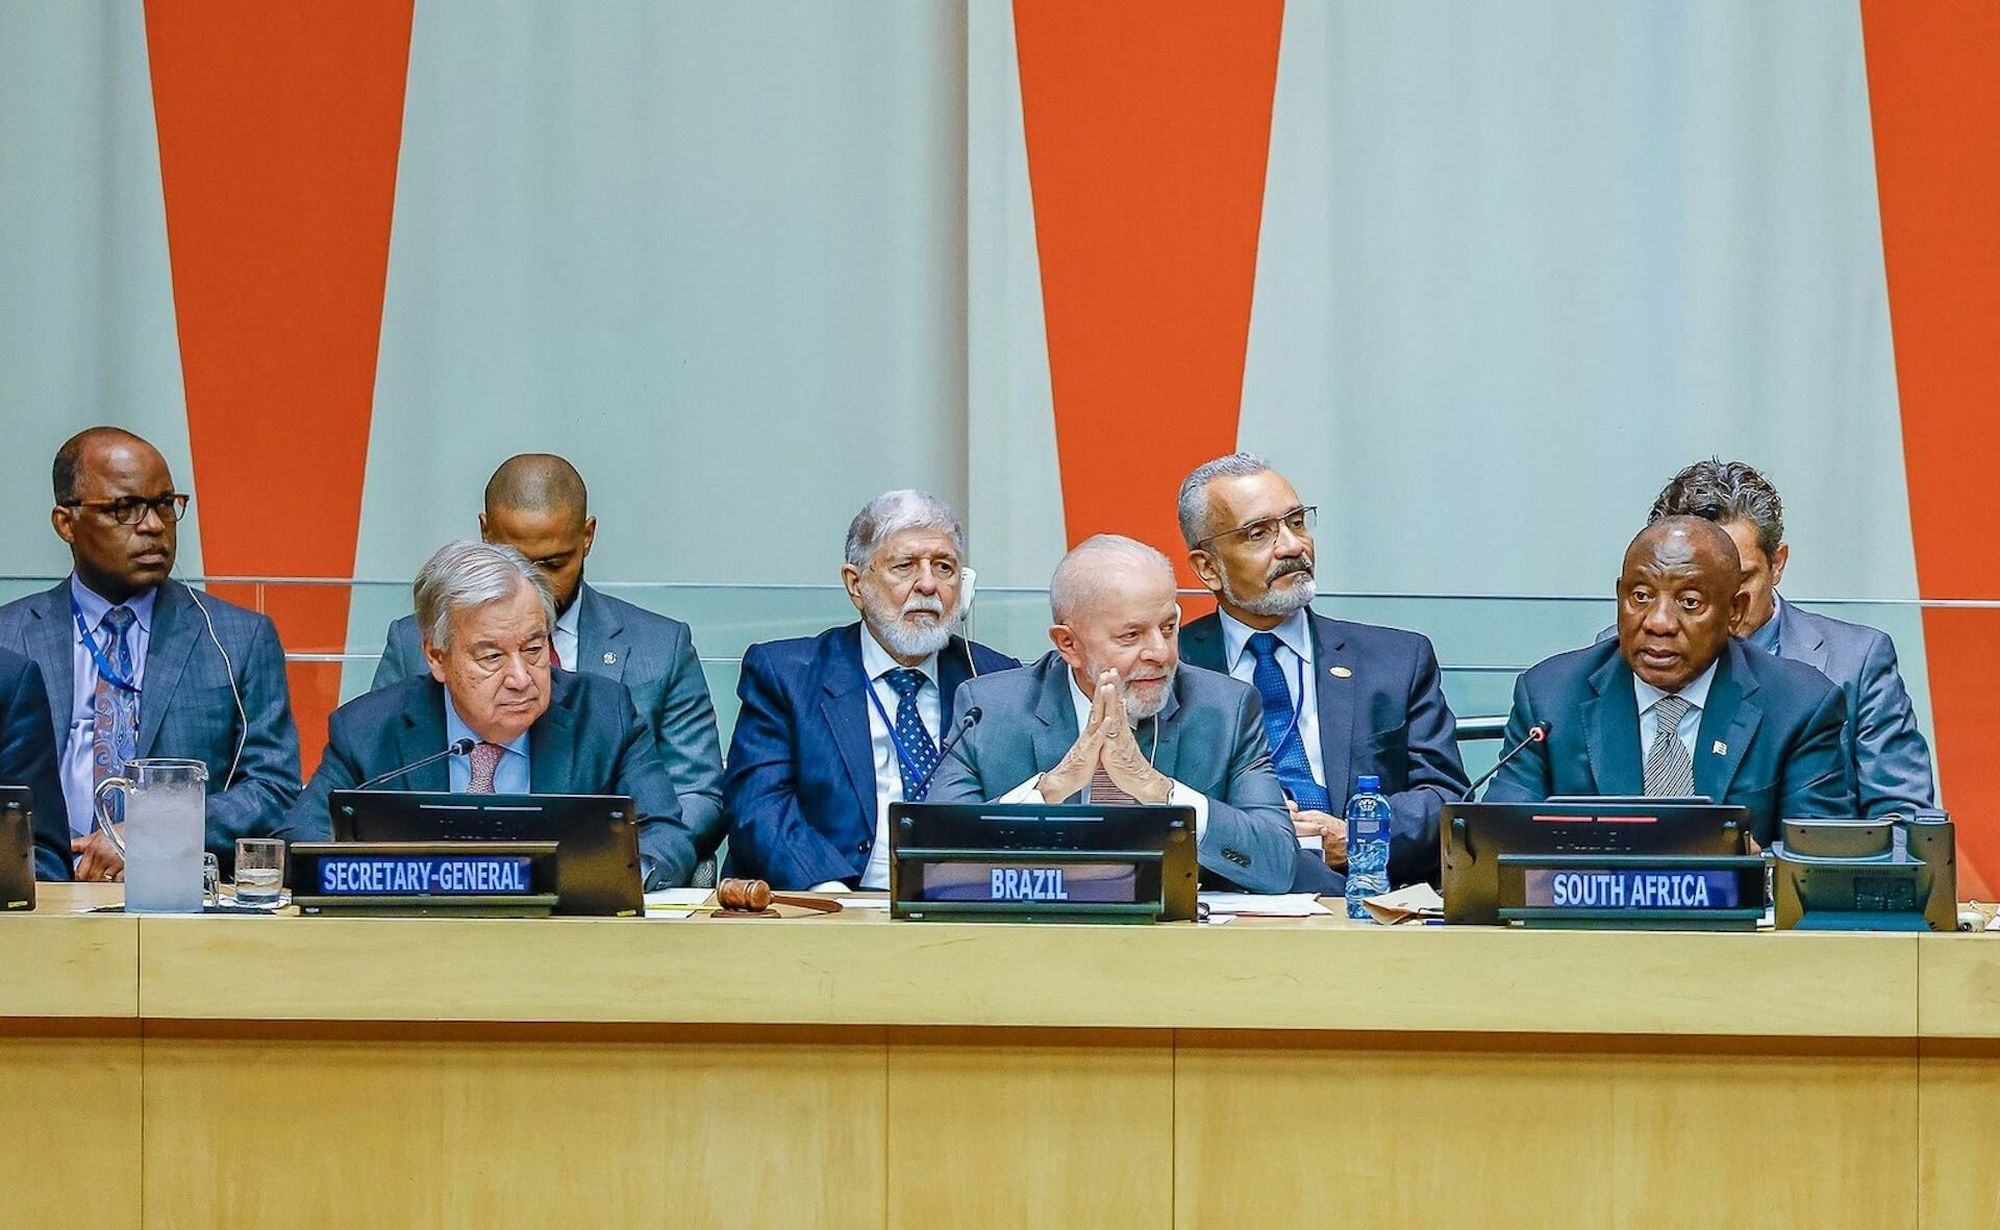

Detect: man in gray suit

[929,535,1299,893]
[371,455,726,861]
[0,427,301,879]
[1648,459,1934,817]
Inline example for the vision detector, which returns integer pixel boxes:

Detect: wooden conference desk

[2,885,1995,1229]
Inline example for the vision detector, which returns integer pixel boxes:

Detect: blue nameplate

[1522,867,1742,910]
[916,860,1142,904]
[317,854,535,897]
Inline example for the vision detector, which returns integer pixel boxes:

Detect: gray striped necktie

[1643,694,1695,797]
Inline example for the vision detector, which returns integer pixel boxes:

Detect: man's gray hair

[1176,452,1274,548]
[1647,458,1785,560]
[1050,534,1175,623]
[413,539,556,652]
[844,489,965,568]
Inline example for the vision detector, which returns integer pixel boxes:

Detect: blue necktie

[91,606,141,820]
[1246,632,1331,811]
[883,668,940,800]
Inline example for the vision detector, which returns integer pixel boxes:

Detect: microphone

[355,738,477,791]
[1460,721,1552,802]
[911,706,984,800]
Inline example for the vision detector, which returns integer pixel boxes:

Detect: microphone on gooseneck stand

[910,706,984,800]
[355,738,477,791]
[1460,721,1553,802]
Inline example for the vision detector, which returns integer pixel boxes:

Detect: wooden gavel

[715,877,774,912]
[714,878,844,916]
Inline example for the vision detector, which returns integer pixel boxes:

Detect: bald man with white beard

[928,535,1299,894]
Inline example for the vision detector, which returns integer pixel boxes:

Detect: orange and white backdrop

[1,2,1994,890]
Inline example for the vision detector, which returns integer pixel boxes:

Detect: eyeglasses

[62,493,191,525]
[1194,505,1317,551]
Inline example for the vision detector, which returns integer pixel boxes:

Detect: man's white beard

[865,592,957,660]
[1223,565,1316,618]
[1089,660,1176,721]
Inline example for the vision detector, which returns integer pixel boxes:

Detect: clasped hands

[1037,670,1174,805]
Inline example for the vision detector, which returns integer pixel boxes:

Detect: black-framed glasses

[1194,505,1317,551]
[62,493,191,525]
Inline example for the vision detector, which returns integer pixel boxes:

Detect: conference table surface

[4,884,1996,1228]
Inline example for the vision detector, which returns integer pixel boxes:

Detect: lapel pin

[1712,740,1728,756]
[603,652,617,666]
[1330,666,1352,678]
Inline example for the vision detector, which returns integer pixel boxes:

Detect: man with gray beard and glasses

[723,491,1019,889]
[1176,454,1469,890]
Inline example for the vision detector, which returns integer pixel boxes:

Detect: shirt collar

[1744,593,1784,655]
[69,574,158,637]
[554,590,583,639]
[443,692,532,759]
[1633,656,1720,718]
[1218,605,1312,671]
[858,622,939,686]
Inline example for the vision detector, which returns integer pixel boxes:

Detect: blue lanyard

[864,673,934,788]
[71,594,140,694]
[1262,647,1310,760]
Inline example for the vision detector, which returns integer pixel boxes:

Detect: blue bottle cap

[1355,774,1381,792]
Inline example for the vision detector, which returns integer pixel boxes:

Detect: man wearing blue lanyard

[724,491,1020,890]
[0,428,301,880]
[1177,454,1471,891]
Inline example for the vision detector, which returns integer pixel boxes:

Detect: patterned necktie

[883,668,940,800]
[466,741,506,794]
[90,606,140,791]
[1087,759,1138,805]
[1246,632,1332,811]
[1643,694,1696,797]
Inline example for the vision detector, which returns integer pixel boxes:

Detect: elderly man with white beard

[722,490,1020,889]
[927,535,1300,893]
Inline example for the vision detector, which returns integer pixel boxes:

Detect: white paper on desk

[1198,892,1330,917]
[837,895,892,910]
[1360,883,1443,925]
[643,887,711,919]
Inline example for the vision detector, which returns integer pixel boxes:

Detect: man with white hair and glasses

[286,539,700,888]
[723,490,1019,890]
[1176,453,1469,891]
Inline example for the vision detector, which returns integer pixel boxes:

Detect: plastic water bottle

[1343,774,1392,920]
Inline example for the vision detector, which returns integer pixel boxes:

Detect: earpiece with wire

[177,571,248,793]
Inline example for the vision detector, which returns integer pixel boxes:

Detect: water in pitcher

[122,785,206,913]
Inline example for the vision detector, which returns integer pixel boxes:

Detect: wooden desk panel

[0,886,136,1018]
[1917,933,2000,1038]
[1174,1031,1918,1230]
[141,1022,889,1230]
[0,1020,142,1230]
[135,912,1919,1036]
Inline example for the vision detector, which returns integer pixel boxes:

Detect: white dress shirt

[64,577,158,838]
[995,672,1210,838]
[1217,607,1327,845]
[830,629,941,891]
[1633,658,1718,771]
[553,594,581,673]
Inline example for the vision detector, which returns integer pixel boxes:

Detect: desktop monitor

[1443,797,1750,925]
[329,790,642,917]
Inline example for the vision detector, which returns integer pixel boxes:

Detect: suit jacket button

[859,840,870,851]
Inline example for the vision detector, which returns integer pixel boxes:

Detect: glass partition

[1,575,1954,789]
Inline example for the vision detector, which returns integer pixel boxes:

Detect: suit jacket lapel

[1032,656,1080,775]
[27,581,72,739]
[1179,617,1224,674]
[1694,644,1761,802]
[1310,613,1356,800]
[1776,602,1829,675]
[137,582,200,757]
[529,677,580,793]
[820,625,878,820]
[398,682,454,792]
[1585,651,1644,795]
[1147,679,1185,782]
[574,585,629,683]
[937,636,974,726]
